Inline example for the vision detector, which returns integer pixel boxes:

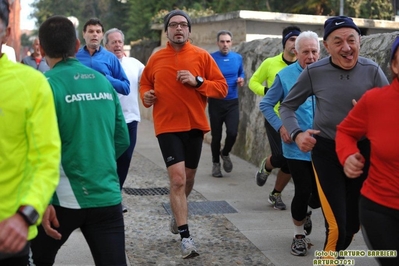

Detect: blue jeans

[117,121,138,189]
[31,204,126,266]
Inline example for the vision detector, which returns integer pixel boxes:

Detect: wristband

[291,130,303,141]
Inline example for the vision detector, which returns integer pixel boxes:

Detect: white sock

[294,224,305,236]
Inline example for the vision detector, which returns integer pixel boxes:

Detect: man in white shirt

[103,28,144,213]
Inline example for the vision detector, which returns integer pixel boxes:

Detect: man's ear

[323,40,329,53]
[391,57,399,77]
[6,26,10,38]
[1,26,11,45]
[39,45,46,57]
[75,39,81,54]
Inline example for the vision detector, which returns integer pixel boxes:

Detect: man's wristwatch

[17,205,39,225]
[195,76,204,88]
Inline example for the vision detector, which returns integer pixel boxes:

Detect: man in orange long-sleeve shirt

[140,10,227,259]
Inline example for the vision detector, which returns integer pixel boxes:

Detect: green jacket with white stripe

[47,58,129,209]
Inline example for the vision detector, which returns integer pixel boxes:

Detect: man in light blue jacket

[259,31,321,257]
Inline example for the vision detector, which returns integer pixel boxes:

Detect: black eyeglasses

[168,22,189,29]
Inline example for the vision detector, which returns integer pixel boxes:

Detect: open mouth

[341,53,354,60]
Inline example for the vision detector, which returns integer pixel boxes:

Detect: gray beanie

[164,10,192,32]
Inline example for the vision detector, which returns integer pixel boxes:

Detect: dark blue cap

[323,16,361,40]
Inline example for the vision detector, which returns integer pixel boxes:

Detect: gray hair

[103,28,125,46]
[295,31,320,52]
[32,37,39,44]
[216,30,232,42]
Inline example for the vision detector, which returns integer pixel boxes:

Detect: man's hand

[143,90,156,106]
[176,70,196,87]
[295,129,320,152]
[236,77,244,87]
[41,205,62,240]
[0,214,28,253]
[343,152,365,178]
[279,126,291,144]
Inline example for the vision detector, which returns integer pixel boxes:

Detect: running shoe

[220,152,233,172]
[181,237,199,259]
[268,192,286,210]
[291,234,309,256]
[255,157,270,186]
[212,163,223,177]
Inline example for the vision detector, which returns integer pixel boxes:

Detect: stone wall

[138,31,398,166]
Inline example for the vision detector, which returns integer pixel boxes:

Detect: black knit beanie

[323,16,361,40]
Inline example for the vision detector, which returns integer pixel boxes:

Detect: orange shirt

[140,42,228,136]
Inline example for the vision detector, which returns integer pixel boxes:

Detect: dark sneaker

[181,237,199,259]
[212,163,223,177]
[170,216,179,234]
[291,234,309,256]
[304,211,312,236]
[268,192,286,210]
[255,157,270,186]
[220,152,233,172]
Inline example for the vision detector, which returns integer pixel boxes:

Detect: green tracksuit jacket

[47,58,129,209]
